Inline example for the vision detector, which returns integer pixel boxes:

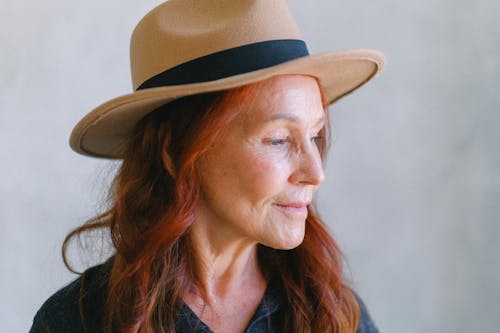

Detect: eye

[311,135,323,144]
[270,138,289,146]
[264,137,290,146]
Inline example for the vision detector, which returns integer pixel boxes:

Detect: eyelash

[268,137,290,146]
[265,135,323,146]
[311,135,323,144]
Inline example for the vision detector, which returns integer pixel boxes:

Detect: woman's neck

[182,223,267,333]
[187,222,265,303]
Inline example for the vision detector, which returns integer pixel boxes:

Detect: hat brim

[70,49,385,158]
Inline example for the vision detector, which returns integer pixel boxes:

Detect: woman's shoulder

[29,258,113,333]
[355,291,380,333]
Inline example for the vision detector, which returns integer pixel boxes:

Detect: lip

[273,202,309,216]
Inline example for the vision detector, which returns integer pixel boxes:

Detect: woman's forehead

[235,75,325,126]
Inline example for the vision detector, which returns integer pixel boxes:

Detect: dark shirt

[30,260,379,333]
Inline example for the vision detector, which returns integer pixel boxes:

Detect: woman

[31,0,385,332]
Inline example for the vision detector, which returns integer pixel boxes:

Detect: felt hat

[70,0,386,158]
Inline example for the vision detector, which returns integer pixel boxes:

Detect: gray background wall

[1,0,499,332]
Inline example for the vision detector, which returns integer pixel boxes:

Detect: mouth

[273,202,309,217]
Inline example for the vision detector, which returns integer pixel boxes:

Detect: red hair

[63,76,360,332]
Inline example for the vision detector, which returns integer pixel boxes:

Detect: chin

[261,230,305,250]
[277,240,304,250]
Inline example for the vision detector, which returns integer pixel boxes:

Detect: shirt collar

[175,279,283,332]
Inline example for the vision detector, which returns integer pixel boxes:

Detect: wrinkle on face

[193,74,326,256]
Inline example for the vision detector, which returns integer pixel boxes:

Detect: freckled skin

[194,75,326,250]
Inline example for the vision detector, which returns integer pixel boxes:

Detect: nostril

[290,158,325,186]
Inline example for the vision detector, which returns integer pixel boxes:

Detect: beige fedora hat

[70,0,386,158]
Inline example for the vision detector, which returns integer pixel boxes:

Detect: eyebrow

[265,113,325,127]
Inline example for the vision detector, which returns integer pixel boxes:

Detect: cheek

[243,151,291,201]
[199,142,292,208]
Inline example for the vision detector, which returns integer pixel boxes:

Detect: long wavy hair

[63,76,360,333]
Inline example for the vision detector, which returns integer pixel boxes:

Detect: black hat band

[137,39,309,90]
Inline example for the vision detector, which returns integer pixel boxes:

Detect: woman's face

[195,75,325,250]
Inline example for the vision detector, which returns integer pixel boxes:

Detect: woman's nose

[289,143,325,186]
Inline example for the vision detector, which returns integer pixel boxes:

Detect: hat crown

[130,0,302,90]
